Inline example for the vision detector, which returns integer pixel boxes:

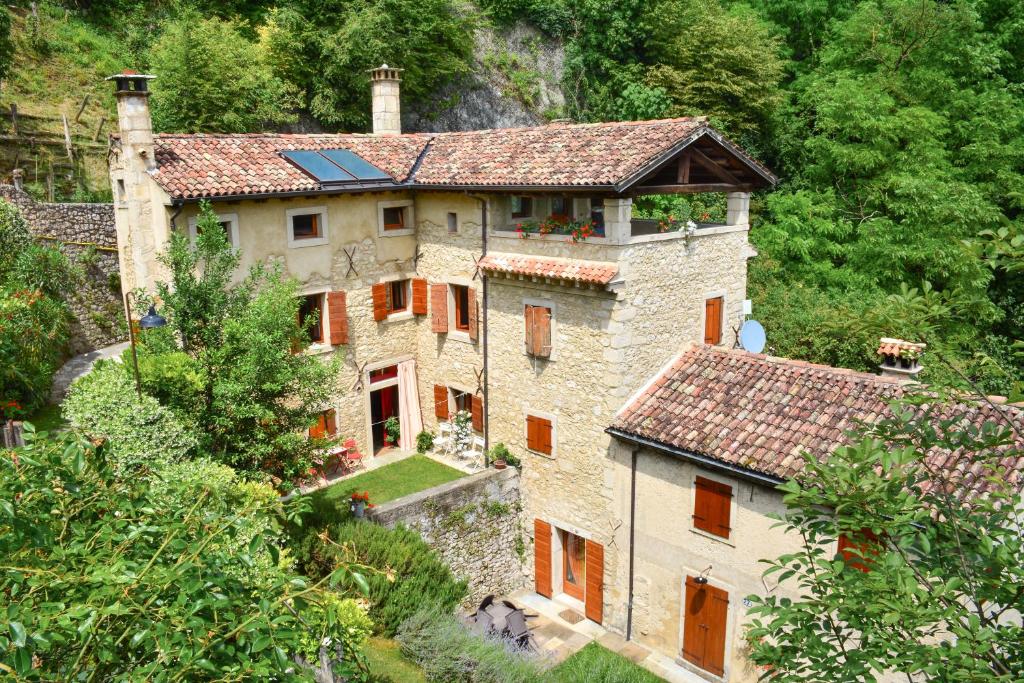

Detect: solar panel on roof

[281,150,356,183]
[321,149,392,181]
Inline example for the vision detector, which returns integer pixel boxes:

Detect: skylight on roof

[281,149,393,186]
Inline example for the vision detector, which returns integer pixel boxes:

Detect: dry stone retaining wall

[0,185,125,353]
[366,467,527,605]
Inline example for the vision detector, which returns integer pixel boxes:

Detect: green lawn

[305,455,465,528]
[364,637,427,683]
[549,642,665,683]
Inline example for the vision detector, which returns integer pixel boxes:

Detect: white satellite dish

[739,319,766,354]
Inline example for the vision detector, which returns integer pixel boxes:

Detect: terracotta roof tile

[479,253,619,286]
[611,345,1024,498]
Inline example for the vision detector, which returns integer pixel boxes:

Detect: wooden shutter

[838,528,879,572]
[536,306,551,358]
[324,408,337,436]
[430,284,448,333]
[704,297,723,345]
[411,278,428,315]
[471,394,483,432]
[693,476,732,539]
[584,539,603,624]
[526,415,538,451]
[534,519,552,597]
[538,417,552,455]
[683,578,729,676]
[327,291,348,345]
[309,413,326,439]
[433,384,449,420]
[468,292,479,341]
[371,283,388,322]
[524,305,535,354]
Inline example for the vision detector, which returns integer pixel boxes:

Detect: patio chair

[343,439,364,471]
[434,421,453,453]
[505,609,537,651]
[461,435,485,466]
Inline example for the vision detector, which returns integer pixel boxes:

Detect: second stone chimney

[877,338,926,382]
[106,70,157,170]
[370,64,402,135]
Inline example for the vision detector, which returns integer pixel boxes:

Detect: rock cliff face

[405,21,565,133]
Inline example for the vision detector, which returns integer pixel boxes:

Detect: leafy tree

[0,427,370,680]
[0,7,12,87]
[145,202,340,481]
[150,14,295,133]
[265,0,475,131]
[746,396,1024,680]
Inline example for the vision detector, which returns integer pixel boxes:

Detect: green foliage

[549,642,664,683]
[746,397,1024,679]
[0,199,31,278]
[396,608,542,683]
[487,442,519,468]
[265,0,476,131]
[297,592,374,665]
[296,523,468,636]
[62,360,198,475]
[384,415,401,443]
[0,7,13,82]
[148,201,339,481]
[150,14,295,133]
[416,430,435,453]
[0,428,364,680]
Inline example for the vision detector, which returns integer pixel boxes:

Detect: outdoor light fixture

[695,566,713,585]
[123,294,167,399]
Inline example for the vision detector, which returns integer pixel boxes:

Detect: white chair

[434,422,453,453]
[461,435,486,468]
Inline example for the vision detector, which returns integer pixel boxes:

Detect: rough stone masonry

[1,183,125,354]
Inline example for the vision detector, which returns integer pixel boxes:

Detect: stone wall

[0,185,126,353]
[367,467,527,605]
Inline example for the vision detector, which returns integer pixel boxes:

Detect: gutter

[626,447,639,641]
[605,427,786,489]
[467,193,490,466]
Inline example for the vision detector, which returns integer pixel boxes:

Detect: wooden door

[562,531,586,601]
[682,577,729,676]
[704,297,723,345]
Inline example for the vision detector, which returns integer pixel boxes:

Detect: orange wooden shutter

[526,415,538,450]
[683,578,729,676]
[704,297,722,345]
[839,528,879,572]
[468,292,479,341]
[325,408,337,436]
[471,394,483,432]
[411,278,428,315]
[433,384,449,420]
[431,284,448,333]
[371,283,388,322]
[524,305,534,354]
[538,417,552,455]
[584,539,603,624]
[693,477,731,539]
[309,414,326,439]
[534,519,552,597]
[536,306,551,358]
[327,291,348,345]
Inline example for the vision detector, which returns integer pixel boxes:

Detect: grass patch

[23,404,67,433]
[364,637,427,683]
[305,455,465,528]
[549,642,664,682]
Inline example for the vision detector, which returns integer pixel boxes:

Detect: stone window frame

[523,295,558,362]
[447,212,459,234]
[378,272,415,323]
[675,571,736,681]
[445,276,475,344]
[188,212,240,250]
[377,199,415,237]
[115,178,127,207]
[700,289,728,347]
[510,195,535,220]
[286,206,329,248]
[524,407,557,459]
[299,287,332,354]
[688,469,738,548]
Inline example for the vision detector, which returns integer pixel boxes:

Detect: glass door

[562,531,586,601]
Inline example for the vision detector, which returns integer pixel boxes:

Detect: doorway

[369,365,399,453]
[561,530,586,601]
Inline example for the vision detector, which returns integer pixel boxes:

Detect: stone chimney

[877,338,926,382]
[106,71,156,170]
[370,64,402,135]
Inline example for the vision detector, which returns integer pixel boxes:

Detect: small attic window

[511,196,533,219]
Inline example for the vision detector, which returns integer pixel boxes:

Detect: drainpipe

[626,447,639,641]
[169,200,183,230]
[472,195,490,467]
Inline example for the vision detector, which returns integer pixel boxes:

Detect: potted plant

[488,442,519,470]
[383,416,400,448]
[350,491,372,518]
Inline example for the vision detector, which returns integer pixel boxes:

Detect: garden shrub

[396,608,542,683]
[416,429,435,453]
[63,360,198,474]
[296,522,467,636]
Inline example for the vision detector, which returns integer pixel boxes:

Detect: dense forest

[1,0,1021,394]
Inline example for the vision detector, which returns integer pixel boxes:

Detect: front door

[369,365,400,453]
[562,531,586,601]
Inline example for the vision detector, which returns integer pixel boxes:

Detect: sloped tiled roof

[611,345,1024,497]
[479,253,619,286]
[144,118,773,200]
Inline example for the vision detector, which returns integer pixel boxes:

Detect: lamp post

[124,291,167,400]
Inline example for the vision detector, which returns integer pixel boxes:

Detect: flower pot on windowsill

[493,459,507,470]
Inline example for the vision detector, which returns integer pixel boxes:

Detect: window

[299,294,325,344]
[447,212,458,233]
[370,365,398,383]
[525,304,552,358]
[589,197,605,237]
[704,297,723,345]
[550,196,572,221]
[116,179,126,206]
[287,207,328,247]
[693,476,732,539]
[526,414,553,455]
[452,388,472,414]
[309,409,337,439]
[511,196,533,219]
[387,279,408,315]
[838,528,880,572]
[682,578,728,676]
[189,212,239,249]
[382,206,406,231]
[452,284,470,332]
